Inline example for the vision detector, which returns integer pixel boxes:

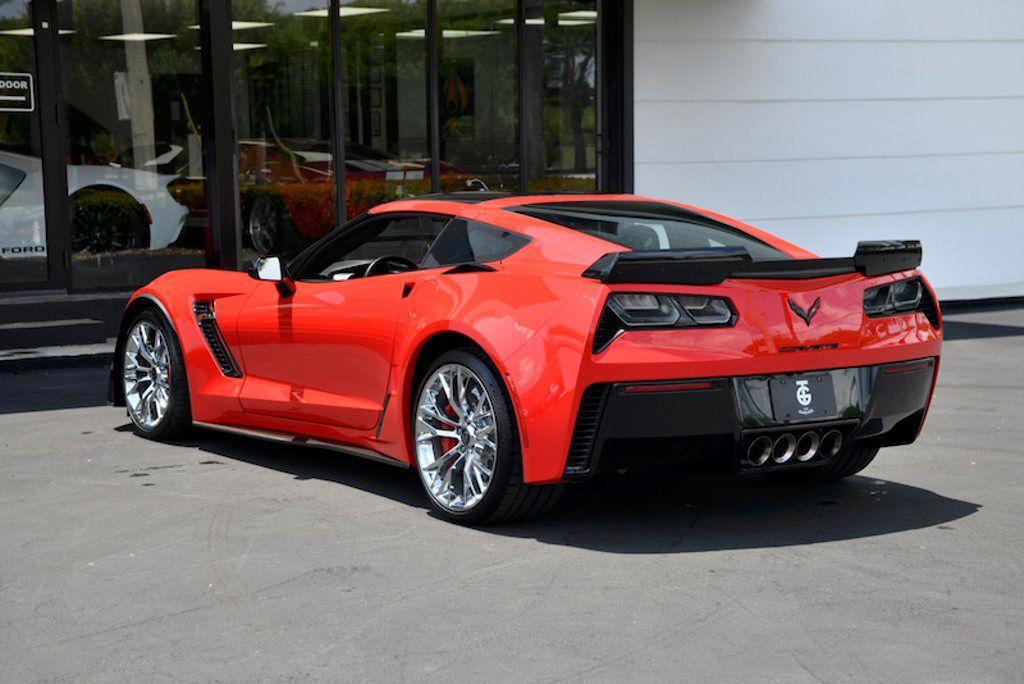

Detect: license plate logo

[794,379,814,415]
[769,374,837,422]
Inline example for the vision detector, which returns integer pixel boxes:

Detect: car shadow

[186,429,980,555]
[494,470,981,554]
[192,429,427,509]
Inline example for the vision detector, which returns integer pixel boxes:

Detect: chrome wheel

[415,363,497,512]
[123,320,171,430]
[248,197,277,254]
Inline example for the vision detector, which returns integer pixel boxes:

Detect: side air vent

[193,301,242,378]
[564,384,609,477]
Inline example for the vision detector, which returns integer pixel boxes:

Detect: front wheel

[122,309,192,440]
[413,349,561,524]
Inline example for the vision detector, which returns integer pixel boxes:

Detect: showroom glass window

[58,0,209,290]
[232,0,335,260]
[522,0,596,192]
[340,1,433,217]
[0,1,48,285]
[437,0,519,192]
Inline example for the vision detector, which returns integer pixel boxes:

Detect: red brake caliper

[439,403,459,454]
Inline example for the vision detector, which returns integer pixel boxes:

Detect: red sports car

[109,193,942,524]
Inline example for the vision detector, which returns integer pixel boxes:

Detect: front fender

[107,270,259,421]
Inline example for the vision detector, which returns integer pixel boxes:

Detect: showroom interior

[0,0,630,294]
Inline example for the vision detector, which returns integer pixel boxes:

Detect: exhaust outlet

[747,436,773,466]
[772,433,797,464]
[796,431,820,462]
[820,430,843,459]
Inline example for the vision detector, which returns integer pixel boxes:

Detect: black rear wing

[581,240,922,285]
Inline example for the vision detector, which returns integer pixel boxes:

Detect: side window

[422,219,530,268]
[345,215,449,262]
[299,214,449,279]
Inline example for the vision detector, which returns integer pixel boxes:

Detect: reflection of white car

[0,150,188,259]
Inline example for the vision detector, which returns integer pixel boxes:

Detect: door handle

[402,282,415,298]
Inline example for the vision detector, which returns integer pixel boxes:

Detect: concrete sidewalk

[0,306,1022,682]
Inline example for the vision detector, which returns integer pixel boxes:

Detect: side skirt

[192,421,409,469]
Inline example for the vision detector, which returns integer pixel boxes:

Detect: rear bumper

[563,357,937,479]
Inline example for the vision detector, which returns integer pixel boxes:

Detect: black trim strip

[564,384,610,477]
[193,301,242,378]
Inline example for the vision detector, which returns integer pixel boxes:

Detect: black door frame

[4,0,71,292]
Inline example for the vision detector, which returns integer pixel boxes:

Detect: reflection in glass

[0,1,48,285]
[438,0,519,192]
[60,0,208,290]
[233,0,334,259]
[341,1,436,216]
[523,0,596,192]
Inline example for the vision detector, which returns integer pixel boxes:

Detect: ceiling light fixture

[100,32,176,42]
[396,28,500,39]
[558,10,598,20]
[496,17,545,26]
[294,7,390,18]
[0,27,75,36]
[187,21,274,30]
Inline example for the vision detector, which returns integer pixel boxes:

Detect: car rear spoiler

[581,240,922,285]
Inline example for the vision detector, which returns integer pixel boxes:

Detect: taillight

[863,277,940,328]
[594,293,737,352]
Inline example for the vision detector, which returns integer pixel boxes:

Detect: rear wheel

[413,349,561,524]
[247,195,281,254]
[122,309,192,440]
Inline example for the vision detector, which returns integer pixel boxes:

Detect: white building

[632,0,1024,300]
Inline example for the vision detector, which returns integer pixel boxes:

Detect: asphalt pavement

[1,305,1022,682]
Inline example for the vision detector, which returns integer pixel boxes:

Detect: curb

[0,352,113,373]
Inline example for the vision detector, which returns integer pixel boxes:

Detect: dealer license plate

[769,373,837,422]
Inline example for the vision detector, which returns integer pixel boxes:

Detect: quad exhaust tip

[747,436,773,466]
[796,431,820,462]
[771,433,797,464]
[746,429,843,467]
[820,430,844,459]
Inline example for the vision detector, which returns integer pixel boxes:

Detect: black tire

[246,194,282,254]
[122,308,192,441]
[413,348,562,525]
[776,446,880,483]
[70,189,151,253]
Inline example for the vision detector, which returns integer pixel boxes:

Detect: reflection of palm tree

[120,0,157,189]
[266,107,305,183]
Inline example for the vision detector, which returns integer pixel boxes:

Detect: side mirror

[248,255,295,296]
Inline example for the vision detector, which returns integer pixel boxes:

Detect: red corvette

[109,193,942,524]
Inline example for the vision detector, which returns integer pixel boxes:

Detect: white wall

[633,0,1024,299]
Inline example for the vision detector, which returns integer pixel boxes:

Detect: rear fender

[377,271,603,474]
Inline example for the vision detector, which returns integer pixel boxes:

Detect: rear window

[512,200,788,261]
[422,219,530,268]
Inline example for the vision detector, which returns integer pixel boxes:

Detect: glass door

[56,0,208,291]
[0,0,51,288]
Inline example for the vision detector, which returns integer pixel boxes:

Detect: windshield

[513,200,789,261]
